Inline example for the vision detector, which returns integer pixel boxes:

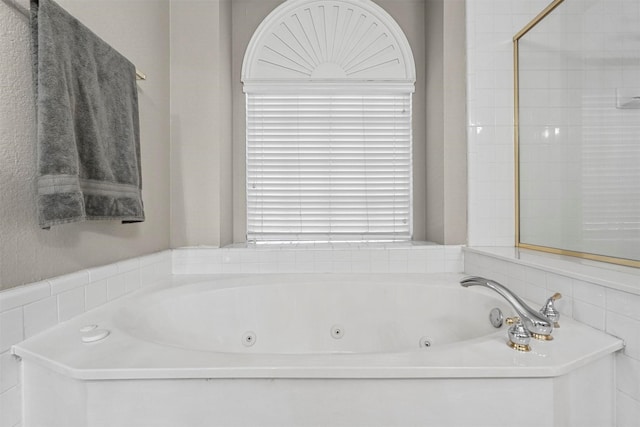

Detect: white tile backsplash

[607,289,640,322]
[107,275,128,301]
[573,300,606,331]
[617,391,640,427]
[0,282,50,313]
[617,354,640,402]
[49,270,90,295]
[572,281,606,308]
[0,384,20,427]
[85,279,108,311]
[57,288,85,323]
[546,273,573,298]
[0,352,19,394]
[23,296,58,339]
[172,245,463,276]
[89,263,120,283]
[0,309,23,354]
[607,312,640,361]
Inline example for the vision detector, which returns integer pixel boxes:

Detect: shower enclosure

[514,0,640,267]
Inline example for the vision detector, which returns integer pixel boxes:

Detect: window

[242,0,416,242]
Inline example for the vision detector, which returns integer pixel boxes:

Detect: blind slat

[247,92,412,242]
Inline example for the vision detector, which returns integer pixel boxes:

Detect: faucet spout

[460,276,553,339]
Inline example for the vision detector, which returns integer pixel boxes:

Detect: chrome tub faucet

[460,276,554,341]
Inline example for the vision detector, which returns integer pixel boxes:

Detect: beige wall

[0,0,171,291]
[170,0,233,248]
[425,0,467,244]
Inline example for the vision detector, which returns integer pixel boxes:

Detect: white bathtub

[15,273,623,427]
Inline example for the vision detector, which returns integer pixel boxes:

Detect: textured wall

[0,0,171,291]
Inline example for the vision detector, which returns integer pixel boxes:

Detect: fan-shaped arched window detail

[243,0,416,242]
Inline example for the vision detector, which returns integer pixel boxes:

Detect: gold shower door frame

[513,0,640,268]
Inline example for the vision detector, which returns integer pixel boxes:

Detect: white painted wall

[0,0,171,291]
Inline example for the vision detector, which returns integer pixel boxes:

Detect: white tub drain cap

[81,329,110,343]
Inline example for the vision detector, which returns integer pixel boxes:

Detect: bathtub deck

[13,274,623,381]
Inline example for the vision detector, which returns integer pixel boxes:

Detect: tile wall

[464,247,640,426]
[0,251,172,427]
[173,244,464,275]
[466,0,549,246]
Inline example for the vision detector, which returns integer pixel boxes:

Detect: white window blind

[246,92,412,242]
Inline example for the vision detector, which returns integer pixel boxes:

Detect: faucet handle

[540,293,562,328]
[505,317,531,352]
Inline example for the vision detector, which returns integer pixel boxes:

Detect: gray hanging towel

[31,0,144,228]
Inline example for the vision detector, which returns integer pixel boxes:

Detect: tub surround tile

[173,245,462,275]
[523,283,548,308]
[49,270,90,295]
[122,270,141,294]
[606,289,640,322]
[464,247,640,295]
[0,309,23,353]
[0,352,19,394]
[572,300,606,332]
[23,296,58,339]
[0,384,20,427]
[257,250,279,265]
[107,275,128,301]
[617,391,640,427]
[607,312,640,361]
[546,274,573,298]
[117,258,140,273]
[139,251,171,267]
[85,280,108,311]
[554,295,574,319]
[140,253,172,287]
[572,281,606,308]
[258,262,279,274]
[0,281,50,313]
[57,288,85,323]
[617,354,640,402]
[89,264,120,283]
[523,265,547,288]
